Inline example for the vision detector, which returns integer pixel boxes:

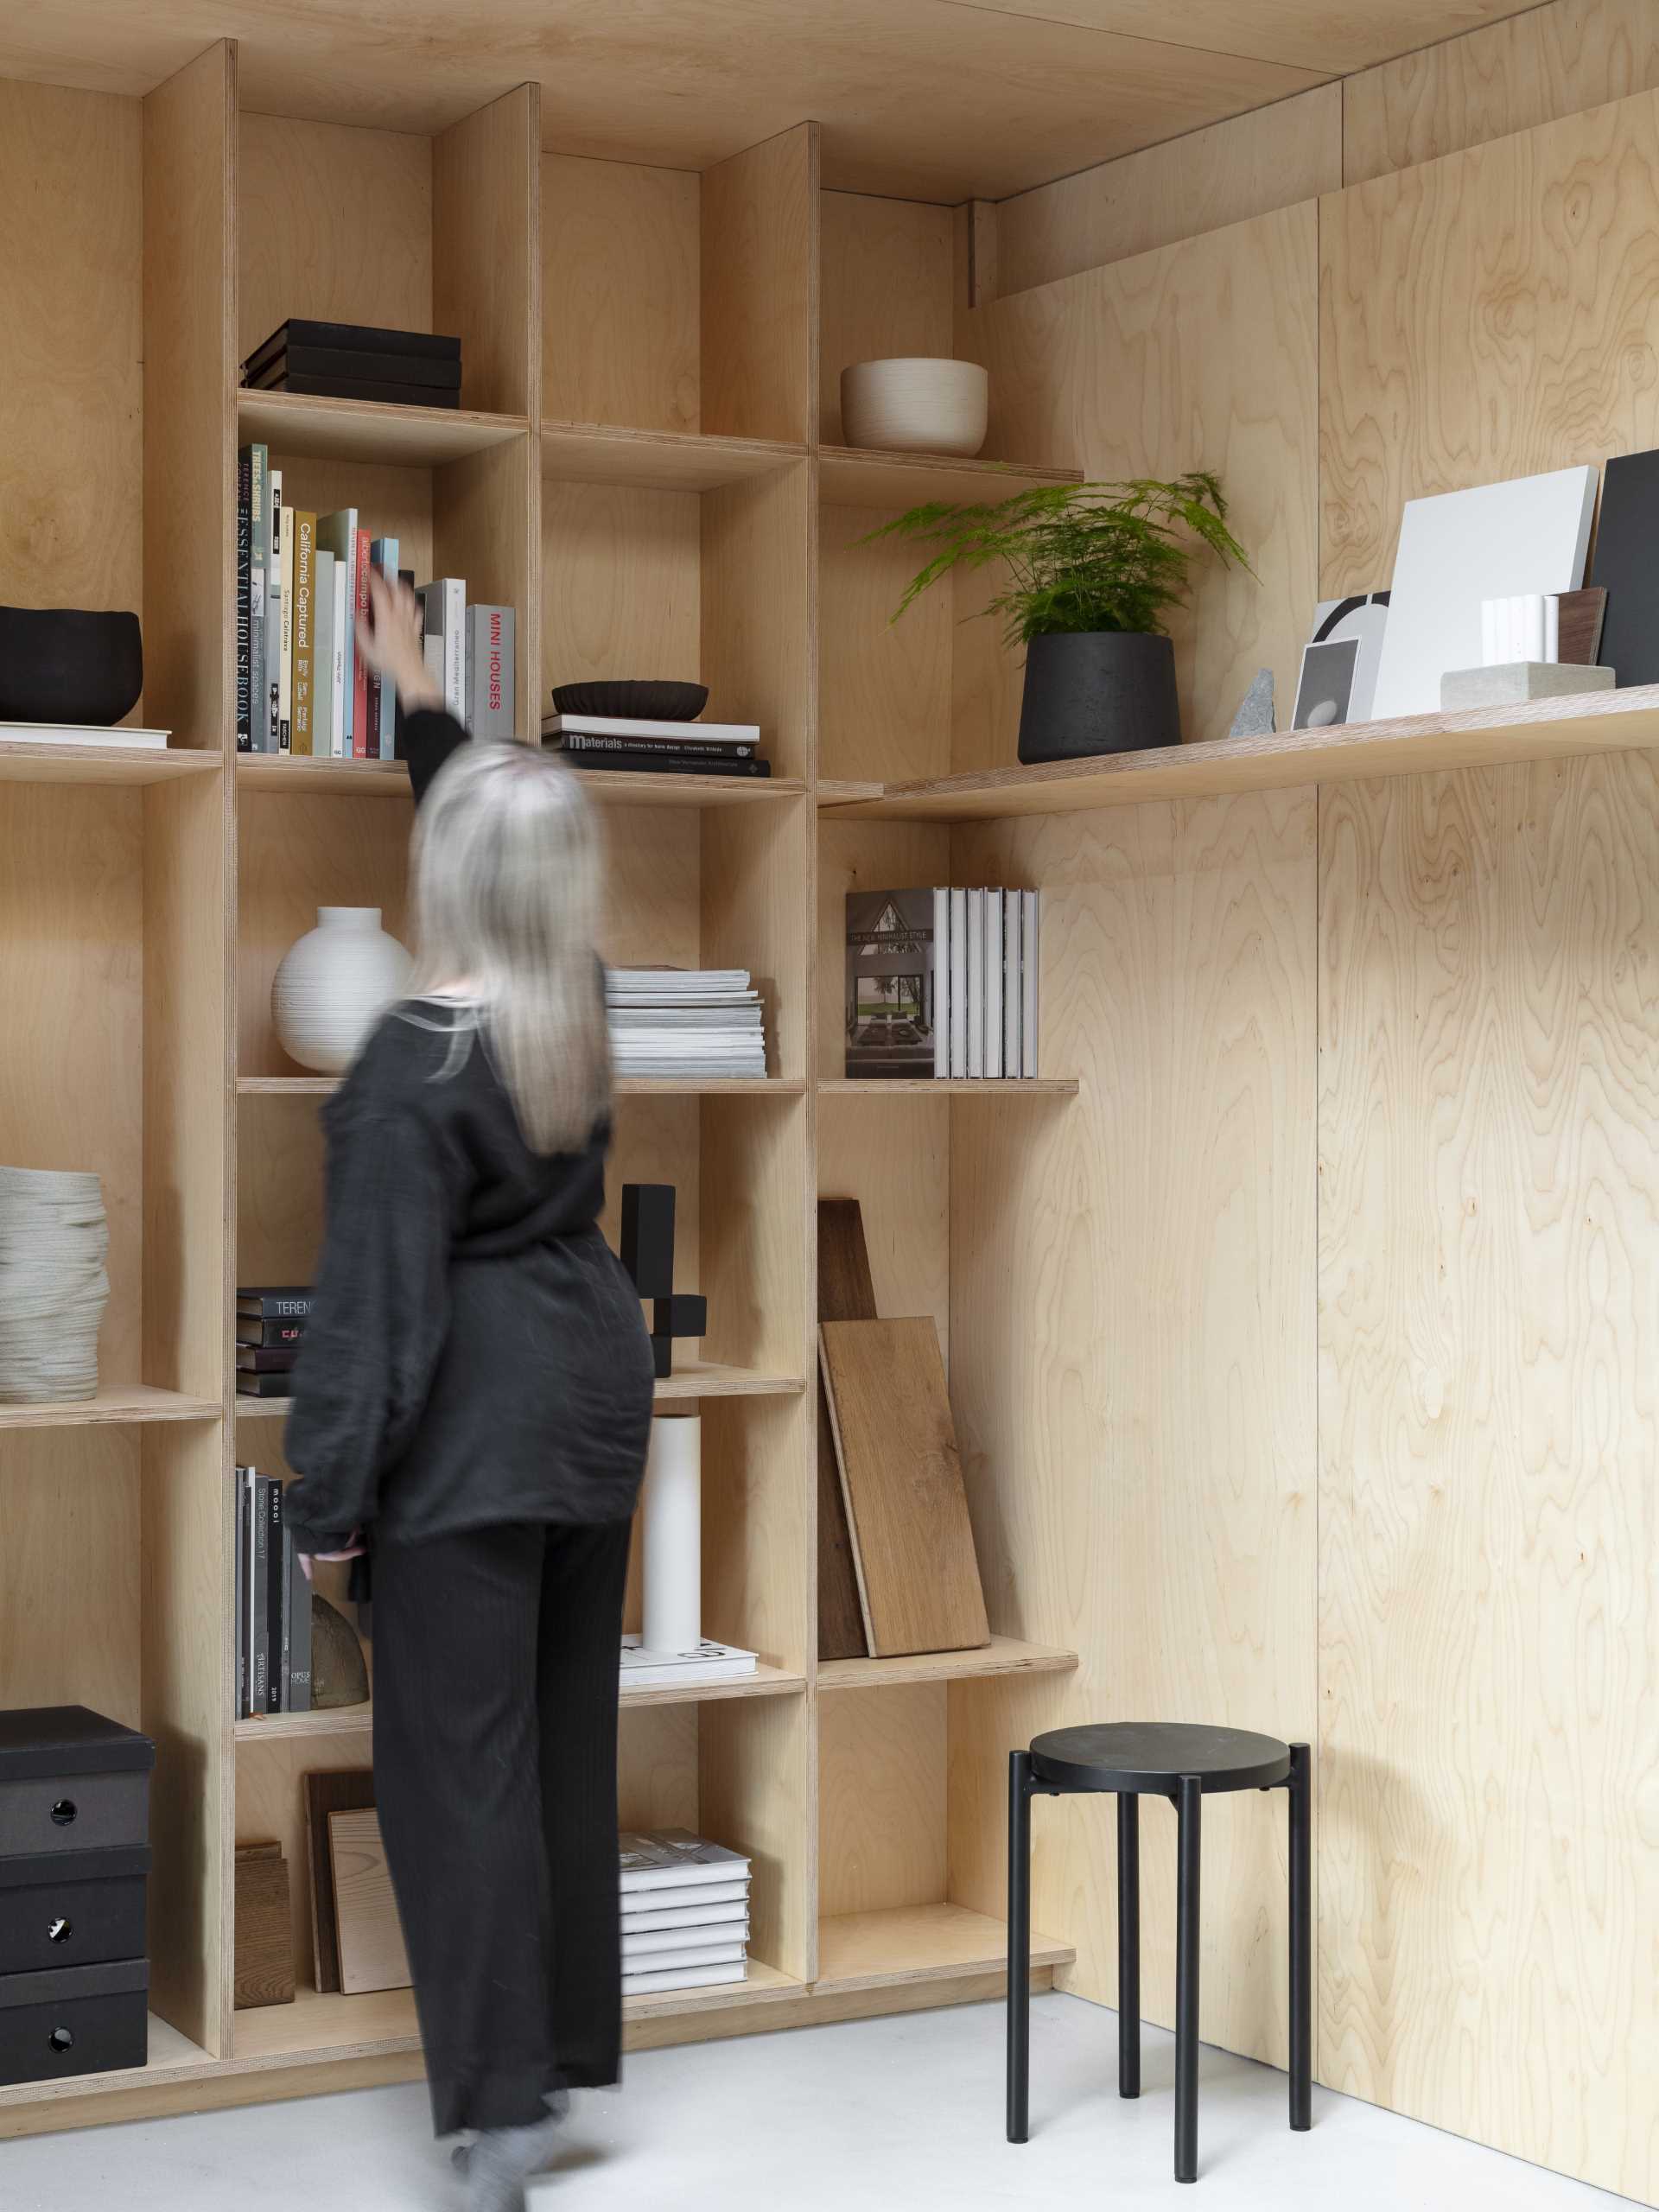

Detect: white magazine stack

[620,1830,751,1996]
[607,968,768,1081]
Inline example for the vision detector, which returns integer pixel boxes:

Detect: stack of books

[607,969,768,1081]
[236,447,515,755]
[242,318,461,409]
[235,1467,313,1719]
[0,723,168,751]
[541,711,769,779]
[238,1285,310,1400]
[619,1633,759,1691]
[620,1830,751,1996]
[844,887,1043,1079]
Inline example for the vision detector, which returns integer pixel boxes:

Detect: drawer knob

[49,1799,77,1827]
[48,1916,72,1944]
[48,2027,73,2054]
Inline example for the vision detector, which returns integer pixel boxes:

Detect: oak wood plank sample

[817,1199,878,1660]
[819,1317,990,1658]
[233,1844,295,2011]
[303,1768,377,1994]
[328,1807,413,1997]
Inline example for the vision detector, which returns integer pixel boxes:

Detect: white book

[624,1942,747,1977]
[416,579,467,725]
[620,1635,757,1687]
[0,723,168,750]
[1480,596,1498,668]
[542,713,760,742]
[312,550,335,761]
[965,889,984,1077]
[1521,592,1546,661]
[277,516,294,751]
[1544,594,1560,663]
[932,887,950,1078]
[623,1960,747,1996]
[949,888,968,1077]
[983,890,1003,1079]
[619,1831,751,1894]
[331,559,348,755]
[622,1922,748,1959]
[621,1891,749,1931]
[1021,892,1039,1077]
[1004,890,1021,1076]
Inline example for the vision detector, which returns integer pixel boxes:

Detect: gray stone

[1228,668,1275,738]
[1440,661,1617,711]
[311,1594,370,1709]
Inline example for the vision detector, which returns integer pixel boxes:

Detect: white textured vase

[642,1414,702,1656]
[271,906,412,1075]
[0,1166,109,1402]
[841,357,989,457]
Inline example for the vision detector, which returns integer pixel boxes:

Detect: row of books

[620,1830,750,1995]
[844,887,1042,1079]
[235,447,516,754]
[238,1285,311,1401]
[542,710,770,780]
[607,968,768,1080]
[236,1467,313,1718]
[243,317,462,410]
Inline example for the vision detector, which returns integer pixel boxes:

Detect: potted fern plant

[865,472,1248,762]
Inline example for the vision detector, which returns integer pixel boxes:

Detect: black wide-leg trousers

[372,1516,632,2136]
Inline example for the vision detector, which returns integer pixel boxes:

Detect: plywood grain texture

[542,154,701,434]
[819,193,953,444]
[1343,0,1659,188]
[1318,756,1659,2202]
[0,1430,142,1729]
[701,462,815,785]
[995,86,1341,296]
[433,84,539,418]
[959,204,1319,761]
[542,480,701,695]
[701,124,817,445]
[329,1808,412,1995]
[1321,87,1659,601]
[945,792,1318,2066]
[819,502,954,789]
[233,1851,295,2010]
[815,1201,878,1662]
[818,1682,947,1916]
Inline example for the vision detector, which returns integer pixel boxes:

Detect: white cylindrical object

[642,1414,701,1656]
[271,906,413,1075]
[841,358,989,457]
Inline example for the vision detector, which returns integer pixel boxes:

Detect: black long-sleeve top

[282,710,655,1551]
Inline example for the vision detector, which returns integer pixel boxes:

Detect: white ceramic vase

[271,906,412,1075]
[841,357,989,458]
[0,1166,109,1402]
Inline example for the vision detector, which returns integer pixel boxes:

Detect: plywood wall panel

[1343,0,1659,188]
[1321,88,1659,600]
[1318,756,1659,2202]
[819,193,953,443]
[541,153,701,434]
[947,790,1319,2063]
[819,503,954,788]
[819,1684,947,1917]
[542,480,701,694]
[960,204,1319,760]
[701,123,816,445]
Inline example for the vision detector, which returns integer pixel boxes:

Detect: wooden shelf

[237,388,529,467]
[542,419,805,491]
[234,1704,372,1745]
[818,445,1082,508]
[237,755,806,808]
[815,1904,1074,1993]
[820,1078,1077,1097]
[0,743,221,789]
[0,2014,212,2110]
[238,754,409,796]
[574,770,807,809]
[817,1636,1079,1691]
[237,1363,805,1419]
[238,1075,809,1099]
[0,1385,220,1432]
[817,683,1659,823]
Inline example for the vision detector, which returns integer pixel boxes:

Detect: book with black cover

[1590,448,1659,689]
[237,1346,297,1374]
[238,1316,303,1347]
[248,344,461,391]
[563,747,771,779]
[243,319,461,377]
[250,371,462,409]
[237,1287,313,1319]
[267,1481,287,1712]
[238,1374,296,1400]
[553,733,757,761]
[250,1473,270,1715]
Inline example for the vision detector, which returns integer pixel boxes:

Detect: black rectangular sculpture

[620,1184,707,1378]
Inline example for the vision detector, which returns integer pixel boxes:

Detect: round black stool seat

[1030,1721,1291,1796]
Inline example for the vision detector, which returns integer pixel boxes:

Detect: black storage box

[0,1707,154,1857]
[0,1846,150,1975]
[0,1957,149,2085]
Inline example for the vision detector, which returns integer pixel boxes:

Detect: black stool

[1007,1722,1311,2183]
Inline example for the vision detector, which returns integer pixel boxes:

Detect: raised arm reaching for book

[356,566,469,805]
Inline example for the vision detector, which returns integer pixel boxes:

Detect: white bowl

[841,358,989,459]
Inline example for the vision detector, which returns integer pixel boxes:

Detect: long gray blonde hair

[407,742,610,1153]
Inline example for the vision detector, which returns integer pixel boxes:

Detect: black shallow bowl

[550,680,708,722]
[0,607,143,726]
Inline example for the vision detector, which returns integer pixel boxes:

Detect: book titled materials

[843,888,942,1077]
[416,579,467,726]
[465,604,515,741]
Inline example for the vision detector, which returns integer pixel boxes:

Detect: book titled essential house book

[843,888,942,1077]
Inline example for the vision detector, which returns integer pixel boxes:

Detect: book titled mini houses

[844,888,940,1077]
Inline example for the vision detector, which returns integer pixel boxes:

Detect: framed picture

[1292,636,1360,730]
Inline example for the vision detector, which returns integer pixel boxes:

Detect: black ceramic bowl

[550,680,709,722]
[0,607,143,726]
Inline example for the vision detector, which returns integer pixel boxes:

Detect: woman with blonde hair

[283,574,654,2212]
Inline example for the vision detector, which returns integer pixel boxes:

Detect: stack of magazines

[542,710,769,779]
[607,968,768,1080]
[620,1831,751,1995]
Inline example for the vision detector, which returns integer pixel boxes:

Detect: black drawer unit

[0,1958,149,2085]
[0,1707,153,2086]
[0,1847,150,1975]
[0,1707,153,1857]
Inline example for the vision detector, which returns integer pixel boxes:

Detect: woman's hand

[297,1529,367,1582]
[357,569,443,715]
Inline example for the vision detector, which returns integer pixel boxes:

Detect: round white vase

[841,358,989,457]
[271,906,413,1075]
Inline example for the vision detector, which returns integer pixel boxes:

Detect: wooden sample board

[303,1769,377,1995]
[819,1317,989,1658]
[817,1199,876,1660]
[328,1808,412,1998]
[233,1843,294,2011]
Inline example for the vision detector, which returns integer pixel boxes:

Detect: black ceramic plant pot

[1016,630,1180,763]
[0,607,143,726]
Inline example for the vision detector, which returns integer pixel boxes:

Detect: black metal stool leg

[1287,1742,1312,2132]
[1116,1792,1140,2098]
[1174,1774,1201,2183]
[1007,1750,1033,2143]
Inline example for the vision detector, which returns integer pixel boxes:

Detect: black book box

[0,1846,151,1976]
[0,1707,154,1858]
[0,1958,149,2085]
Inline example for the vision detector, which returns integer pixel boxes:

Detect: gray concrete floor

[3,1995,1636,2210]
